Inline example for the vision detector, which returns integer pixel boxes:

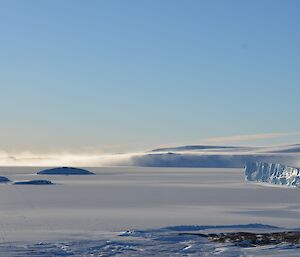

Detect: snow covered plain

[1,166,300,256]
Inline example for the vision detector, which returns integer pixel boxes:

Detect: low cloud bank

[0,151,134,167]
[0,144,300,168]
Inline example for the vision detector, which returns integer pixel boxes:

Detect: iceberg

[245,161,300,187]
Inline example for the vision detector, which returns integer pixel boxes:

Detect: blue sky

[1,0,300,153]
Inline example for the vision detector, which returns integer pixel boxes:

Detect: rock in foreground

[0,176,10,183]
[14,180,53,185]
[180,231,300,247]
[245,161,300,187]
[37,167,94,175]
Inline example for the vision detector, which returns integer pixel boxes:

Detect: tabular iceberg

[245,161,300,187]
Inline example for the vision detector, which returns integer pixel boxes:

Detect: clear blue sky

[1,0,300,153]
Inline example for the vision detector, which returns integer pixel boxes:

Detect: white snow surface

[1,166,300,256]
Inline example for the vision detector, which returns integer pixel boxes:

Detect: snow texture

[2,224,300,256]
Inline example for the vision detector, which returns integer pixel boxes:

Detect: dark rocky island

[0,176,10,183]
[37,167,94,175]
[14,180,53,185]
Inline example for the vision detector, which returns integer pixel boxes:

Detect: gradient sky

[1,0,300,153]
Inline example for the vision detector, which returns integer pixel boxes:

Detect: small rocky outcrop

[37,167,94,175]
[14,180,53,185]
[179,231,300,246]
[0,176,10,183]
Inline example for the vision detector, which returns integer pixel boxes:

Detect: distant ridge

[150,143,300,153]
[127,143,300,168]
[151,145,240,152]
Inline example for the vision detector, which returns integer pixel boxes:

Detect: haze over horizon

[1,0,300,154]
[2,2,300,257]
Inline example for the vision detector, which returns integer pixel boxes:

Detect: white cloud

[204,132,300,144]
[0,151,136,167]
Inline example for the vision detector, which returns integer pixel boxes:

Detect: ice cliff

[245,161,300,187]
